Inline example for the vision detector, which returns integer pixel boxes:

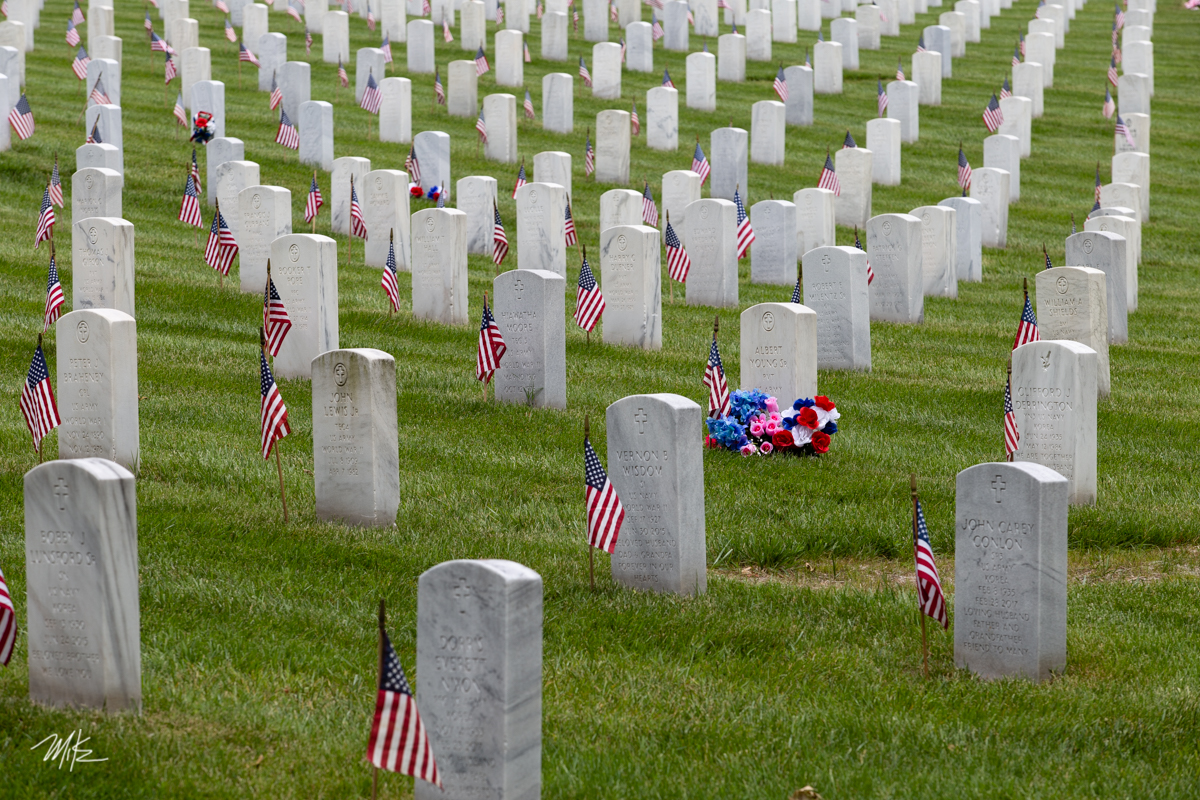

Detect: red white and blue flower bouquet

[705,389,841,456]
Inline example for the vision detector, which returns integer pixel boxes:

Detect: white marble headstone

[802,245,871,370]
[411,208,468,325]
[970,167,1009,249]
[866,118,900,186]
[1068,229,1128,343]
[600,225,662,350]
[542,73,574,133]
[414,130,452,197]
[269,234,339,379]
[379,77,412,143]
[783,65,813,126]
[739,302,817,400]
[911,205,957,298]
[71,217,134,317]
[686,51,716,111]
[709,126,748,203]
[1037,267,1109,397]
[492,269,567,407]
[595,109,631,184]
[938,196,981,282]
[516,182,567,277]
[456,175,499,256]
[646,86,678,151]
[834,146,872,228]
[363,169,411,270]
[298,100,334,170]
[72,167,122,226]
[483,92,518,163]
[749,199,795,285]
[683,199,738,307]
[278,60,311,124]
[794,187,835,257]
[866,212,923,323]
[238,185,291,293]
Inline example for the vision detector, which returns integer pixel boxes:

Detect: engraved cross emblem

[452,578,472,600]
[54,479,69,510]
[991,475,1006,503]
[634,408,648,434]
[513,278,524,298]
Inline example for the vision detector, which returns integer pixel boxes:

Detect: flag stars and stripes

[305,175,324,224]
[361,71,382,114]
[564,199,577,246]
[270,73,283,110]
[50,159,63,207]
[818,151,840,196]
[434,69,446,104]
[641,181,658,227]
[9,93,34,140]
[205,203,239,275]
[0,562,15,667]
[1013,290,1040,349]
[734,188,754,259]
[492,204,509,265]
[585,436,625,554]
[475,45,490,75]
[382,233,401,311]
[877,79,888,117]
[350,179,368,239]
[1004,376,1020,456]
[773,66,788,102]
[367,630,442,787]
[276,107,300,150]
[703,335,731,418]
[476,298,507,383]
[35,184,55,247]
[239,42,261,67]
[914,501,949,630]
[259,348,290,459]
[72,46,91,80]
[21,339,61,455]
[585,130,595,176]
[512,162,527,199]
[264,272,293,356]
[524,90,535,120]
[476,108,488,142]
[665,216,690,284]
[574,253,605,332]
[66,19,80,46]
[855,227,874,285]
[691,140,710,185]
[983,93,1003,133]
[178,171,203,227]
[579,55,591,87]
[957,145,972,194]
[44,253,65,332]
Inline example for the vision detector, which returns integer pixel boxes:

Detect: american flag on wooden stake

[145,10,154,31]
[1019,32,1025,56]
[66,19,80,46]
[350,179,368,239]
[368,4,375,30]
[957,145,972,194]
[1011,42,1021,67]
[475,45,490,75]
[1013,287,1040,349]
[1000,77,1012,100]
[367,626,442,787]
[87,119,103,144]
[665,217,690,283]
[662,67,674,87]
[620,37,626,63]
[1114,1,1124,28]
[406,147,422,184]
[305,27,313,52]
[1043,244,1053,271]
[631,100,639,136]
[791,270,802,303]
[382,232,401,311]
[1004,374,1019,456]
[361,71,382,113]
[564,199,577,246]
[642,181,657,227]
[574,252,605,332]
[774,66,788,102]
[264,270,293,356]
[9,93,33,140]
[652,11,663,39]
[495,0,503,23]
[512,162,527,198]
[476,108,488,142]
[877,79,888,117]
[538,0,544,18]
[434,69,446,104]
[442,18,453,42]
[735,188,754,258]
[0,561,15,667]
[896,58,905,81]
[179,171,203,227]
[44,251,65,332]
[585,434,624,553]
[703,333,731,417]
[492,203,509,265]
[174,92,188,125]
[691,140,710,184]
[381,34,392,63]
[1094,163,1102,204]
[843,130,856,148]
[216,0,230,12]
[913,500,949,630]
[165,52,177,84]
[287,2,302,21]
[270,73,283,110]
[524,90,535,119]
[72,1,85,24]
[917,32,925,52]
[524,41,531,62]
[50,159,63,207]
[151,32,170,53]
[35,185,54,248]
[240,42,261,67]
[584,131,595,176]
[191,147,202,194]
[259,348,290,459]
[579,55,591,87]
[225,18,237,42]
[1107,56,1118,87]
[1102,86,1115,118]
[338,59,349,88]
[855,227,874,285]
[20,338,61,454]
[476,296,506,383]
[72,46,91,80]
[1115,114,1134,147]
[276,107,300,149]
[205,203,239,275]
[982,93,1003,133]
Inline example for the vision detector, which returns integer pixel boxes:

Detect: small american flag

[475,45,490,75]
[585,435,624,553]
[0,561,15,667]
[9,94,34,140]
[382,232,401,311]
[179,171,203,227]
[44,251,65,332]
[1035,0,1043,17]
[151,32,170,53]
[270,73,283,110]
[896,58,905,81]
[564,199,577,246]
[820,152,840,197]
[496,0,503,23]
[843,130,856,148]
[703,335,730,417]
[205,203,239,275]
[610,0,618,21]
[50,158,63,207]
[662,67,674,88]
[276,107,300,149]
[917,32,925,52]
[20,339,61,454]
[492,203,509,265]
[665,217,690,283]
[1114,1,1124,28]
[585,132,595,176]
[1013,290,1040,349]
[191,147,203,194]
[983,93,1003,133]
[350,179,368,239]
[524,90,535,120]
[790,271,802,303]
[1019,33,1025,56]
[381,34,392,63]
[429,68,444,104]
[512,162,527,198]
[524,41,531,63]
[1004,375,1019,456]
[367,628,442,787]
[66,19,80,46]
[225,18,237,42]
[345,0,353,16]
[957,145,972,194]
[773,66,788,102]
[573,7,578,30]
[338,59,349,88]
[287,2,302,21]
[1043,244,1053,271]
[734,188,754,259]
[620,38,626,63]
[877,79,888,117]
[631,100,639,136]
[145,10,154,31]
[361,71,382,113]
[1000,77,1012,100]
[406,147,422,185]
[913,500,949,630]
[1012,42,1021,66]
[442,18,453,42]
[1112,42,1121,65]
[72,46,91,80]
[687,8,694,25]
[305,27,313,53]
[1115,114,1134,147]
[651,12,663,40]
[579,55,591,87]
[422,0,431,14]
[1071,214,1077,235]
[691,140,710,185]
[72,1,85,24]
[1102,87,1115,118]
[368,4,376,30]
[855,226,874,285]
[264,271,293,356]
[89,75,112,106]
[574,253,605,332]
[165,52,177,84]
[35,185,54,248]
[538,0,544,18]
[1094,164,1102,204]
[175,92,188,125]
[1108,56,1119,87]
[476,108,488,143]
[240,43,261,67]
[259,348,290,459]
[642,181,657,227]
[476,297,507,383]
[217,0,231,12]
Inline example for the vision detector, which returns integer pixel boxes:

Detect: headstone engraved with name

[834,146,872,228]
[330,156,371,235]
[363,169,411,270]
[25,458,141,711]
[1011,340,1097,505]
[492,269,567,407]
[269,234,339,379]
[71,217,134,316]
[1036,267,1109,398]
[532,151,572,198]
[76,140,121,176]
[456,175,499,257]
[311,348,399,527]
[72,168,122,227]
[56,309,139,467]
[749,199,796,285]
[411,208,468,325]
[866,213,923,323]
[911,205,957,298]
[239,186,292,293]
[683,198,738,308]
[606,393,706,595]
[954,461,1068,682]
[600,225,662,350]
[794,187,835,256]
[1065,230,1127,345]
[739,302,817,400]
[661,170,701,243]
[515,182,567,277]
[415,559,542,800]
[802,245,871,370]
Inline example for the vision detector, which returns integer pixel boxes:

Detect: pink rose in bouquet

[760,441,774,454]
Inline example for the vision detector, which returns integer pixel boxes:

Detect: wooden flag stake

[585,414,594,590]
[582,247,590,345]
[263,327,288,522]
[1023,276,1028,302]
[666,211,674,304]
[372,598,386,800]
[911,473,928,678]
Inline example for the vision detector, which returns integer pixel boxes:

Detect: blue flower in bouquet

[793,398,815,410]
[823,420,838,435]
[705,417,745,449]
[730,389,770,423]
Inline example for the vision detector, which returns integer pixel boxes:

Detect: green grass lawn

[2,0,1199,796]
